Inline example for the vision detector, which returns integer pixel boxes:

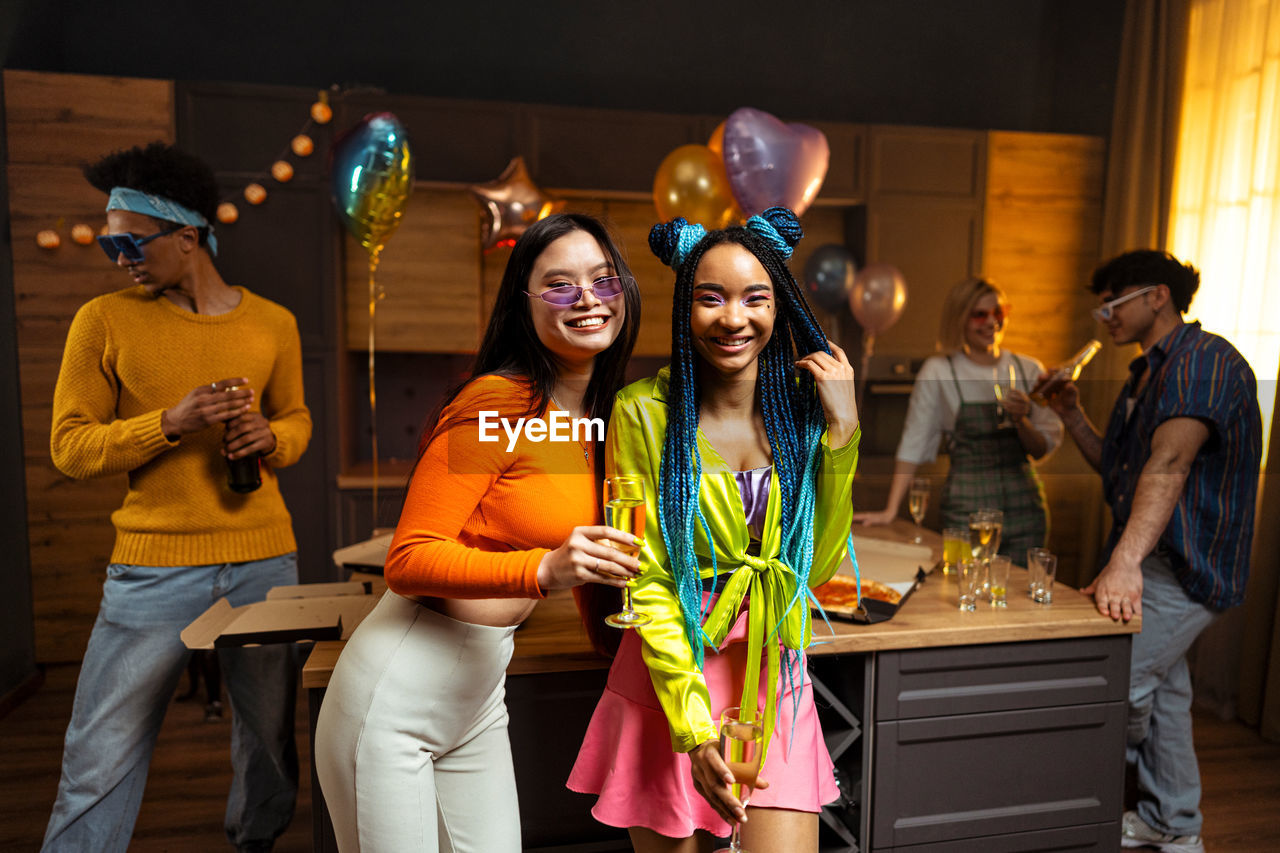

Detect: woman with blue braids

[568,207,859,852]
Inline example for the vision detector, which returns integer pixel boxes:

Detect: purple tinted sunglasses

[526,276,629,306]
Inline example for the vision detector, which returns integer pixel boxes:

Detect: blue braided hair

[649,207,832,666]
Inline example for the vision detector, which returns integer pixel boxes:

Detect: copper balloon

[469,156,564,251]
[652,144,740,229]
[849,263,908,334]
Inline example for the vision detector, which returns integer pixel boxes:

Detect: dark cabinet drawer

[875,820,1119,852]
[877,636,1130,720]
[872,701,1125,848]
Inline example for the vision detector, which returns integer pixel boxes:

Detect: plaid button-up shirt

[1100,321,1262,610]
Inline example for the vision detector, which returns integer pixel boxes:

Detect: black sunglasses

[96,225,183,262]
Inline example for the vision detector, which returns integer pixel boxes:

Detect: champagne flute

[992,362,1017,428]
[603,476,650,628]
[907,477,930,544]
[714,706,764,853]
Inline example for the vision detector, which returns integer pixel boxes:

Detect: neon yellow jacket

[607,369,859,753]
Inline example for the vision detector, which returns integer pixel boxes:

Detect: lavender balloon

[722,107,829,217]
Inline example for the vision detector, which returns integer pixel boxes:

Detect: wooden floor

[2,664,1279,852]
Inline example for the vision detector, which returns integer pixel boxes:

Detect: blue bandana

[106,187,218,256]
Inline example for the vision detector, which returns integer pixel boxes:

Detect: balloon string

[368,247,382,533]
[858,332,874,416]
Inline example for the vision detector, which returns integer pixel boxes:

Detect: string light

[35,87,337,247]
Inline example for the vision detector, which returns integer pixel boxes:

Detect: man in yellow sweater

[42,143,312,853]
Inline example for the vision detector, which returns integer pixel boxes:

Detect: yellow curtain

[1167,0,1280,737]
[1168,0,1280,463]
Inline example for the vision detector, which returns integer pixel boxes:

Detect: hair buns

[648,217,686,267]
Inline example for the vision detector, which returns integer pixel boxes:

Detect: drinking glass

[713,706,764,853]
[957,558,980,612]
[1027,547,1050,598]
[968,510,995,563]
[989,555,1011,607]
[907,478,930,544]
[603,476,651,628]
[942,527,969,576]
[992,362,1017,428]
[1033,552,1058,604]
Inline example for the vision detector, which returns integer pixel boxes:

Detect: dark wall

[2,0,1125,137]
[0,70,39,705]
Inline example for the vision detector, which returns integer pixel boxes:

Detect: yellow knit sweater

[51,285,312,566]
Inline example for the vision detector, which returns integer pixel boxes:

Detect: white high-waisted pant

[314,592,520,852]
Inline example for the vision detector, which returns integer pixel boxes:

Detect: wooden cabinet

[813,635,1130,852]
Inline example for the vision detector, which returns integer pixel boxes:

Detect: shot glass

[1027,547,1049,598]
[941,527,968,576]
[1033,552,1058,604]
[989,555,1011,607]
[957,558,980,612]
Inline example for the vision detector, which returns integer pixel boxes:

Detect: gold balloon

[708,120,726,157]
[652,144,740,229]
[469,156,565,250]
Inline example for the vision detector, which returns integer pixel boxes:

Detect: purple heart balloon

[722,107,830,217]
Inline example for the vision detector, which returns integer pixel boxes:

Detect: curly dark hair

[83,142,219,246]
[1090,250,1200,313]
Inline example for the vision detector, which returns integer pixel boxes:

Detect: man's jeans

[1128,548,1218,837]
[42,554,301,852]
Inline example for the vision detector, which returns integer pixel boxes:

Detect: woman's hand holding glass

[794,341,858,447]
[534,526,641,592]
[689,733,770,827]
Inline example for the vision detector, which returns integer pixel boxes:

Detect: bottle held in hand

[223,385,261,493]
[1030,339,1102,405]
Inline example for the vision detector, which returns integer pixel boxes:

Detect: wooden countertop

[302,520,1137,689]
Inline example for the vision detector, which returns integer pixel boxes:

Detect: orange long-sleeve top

[384,374,602,599]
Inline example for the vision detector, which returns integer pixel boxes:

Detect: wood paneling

[344,188,482,352]
[2,70,173,167]
[6,72,174,662]
[982,131,1105,367]
[980,131,1107,586]
[866,199,983,356]
[868,125,985,199]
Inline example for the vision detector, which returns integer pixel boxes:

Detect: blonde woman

[854,277,1062,556]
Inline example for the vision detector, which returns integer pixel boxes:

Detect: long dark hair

[422,213,641,445]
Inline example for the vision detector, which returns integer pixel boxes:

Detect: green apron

[938,356,1048,557]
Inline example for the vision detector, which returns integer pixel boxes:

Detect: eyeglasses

[969,305,1009,324]
[1092,285,1157,322]
[97,225,183,262]
[525,275,629,306]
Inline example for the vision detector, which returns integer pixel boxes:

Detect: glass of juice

[942,527,969,576]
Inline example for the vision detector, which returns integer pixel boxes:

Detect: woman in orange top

[314,213,641,852]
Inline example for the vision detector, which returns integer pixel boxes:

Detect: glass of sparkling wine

[714,706,764,853]
[908,478,930,544]
[603,476,650,628]
[992,362,1017,428]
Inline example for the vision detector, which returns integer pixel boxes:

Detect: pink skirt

[567,607,838,838]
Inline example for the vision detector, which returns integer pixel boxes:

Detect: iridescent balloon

[723,107,829,217]
[803,244,857,312]
[330,112,414,255]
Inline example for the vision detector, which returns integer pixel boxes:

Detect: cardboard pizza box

[181,581,381,649]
